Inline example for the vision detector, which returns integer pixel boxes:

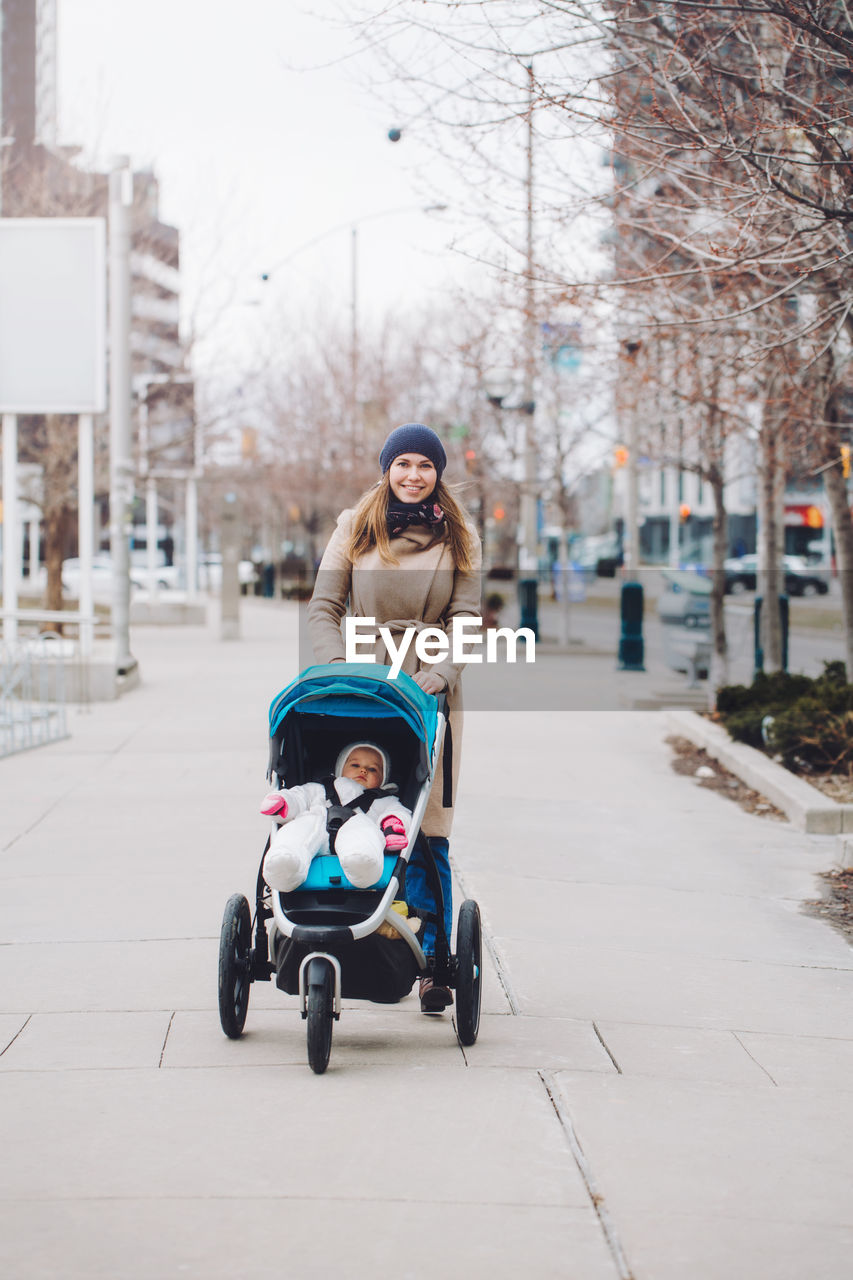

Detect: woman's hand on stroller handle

[413,670,447,696]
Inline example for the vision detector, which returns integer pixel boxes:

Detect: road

[539,577,846,684]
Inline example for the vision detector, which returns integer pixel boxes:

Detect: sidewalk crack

[732,1031,778,1086]
[539,1070,636,1280]
[158,1012,175,1068]
[593,1022,622,1074]
[451,857,519,1015]
[0,1015,32,1058]
[452,1019,469,1065]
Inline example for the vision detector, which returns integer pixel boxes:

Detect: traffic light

[241,427,257,460]
[613,445,629,468]
[493,505,505,521]
[842,444,850,478]
[679,503,691,522]
[465,448,477,474]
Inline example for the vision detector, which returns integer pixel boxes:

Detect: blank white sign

[0,218,107,413]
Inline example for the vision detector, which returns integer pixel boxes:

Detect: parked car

[571,534,623,578]
[129,549,180,590]
[724,554,830,597]
[198,553,257,591]
[61,555,145,601]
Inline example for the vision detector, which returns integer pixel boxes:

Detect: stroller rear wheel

[218,894,252,1039]
[455,899,482,1046]
[306,958,335,1074]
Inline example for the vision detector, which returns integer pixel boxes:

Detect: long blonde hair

[347,472,477,571]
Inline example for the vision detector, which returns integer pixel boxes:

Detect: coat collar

[391,523,443,548]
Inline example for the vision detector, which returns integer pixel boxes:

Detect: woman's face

[388,453,437,503]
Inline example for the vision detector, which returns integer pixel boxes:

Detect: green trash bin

[618,581,645,670]
[518,578,539,639]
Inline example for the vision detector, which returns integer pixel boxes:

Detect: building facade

[1,0,192,566]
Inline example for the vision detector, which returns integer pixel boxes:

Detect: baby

[261,741,412,893]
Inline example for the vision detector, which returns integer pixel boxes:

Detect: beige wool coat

[306,508,483,839]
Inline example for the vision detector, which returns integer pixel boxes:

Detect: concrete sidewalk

[1,599,851,1279]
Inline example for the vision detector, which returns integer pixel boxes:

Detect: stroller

[217,662,483,1073]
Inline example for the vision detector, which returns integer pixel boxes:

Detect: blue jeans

[406,837,452,957]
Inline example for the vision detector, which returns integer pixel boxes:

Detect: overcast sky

[56,1,467,373]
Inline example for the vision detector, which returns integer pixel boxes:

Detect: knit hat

[335,741,390,788]
[379,423,447,482]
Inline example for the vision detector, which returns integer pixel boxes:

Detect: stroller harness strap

[321,777,393,853]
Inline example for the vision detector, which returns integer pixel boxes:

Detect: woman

[307,422,482,1012]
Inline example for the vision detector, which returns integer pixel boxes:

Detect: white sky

[56,1,468,375]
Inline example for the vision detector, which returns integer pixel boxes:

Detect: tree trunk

[43,504,70,622]
[42,415,77,624]
[822,385,853,676]
[758,415,784,671]
[708,469,729,698]
[834,326,853,680]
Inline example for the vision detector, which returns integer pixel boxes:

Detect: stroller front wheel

[306,960,335,1074]
[218,894,252,1039]
[455,899,482,1046]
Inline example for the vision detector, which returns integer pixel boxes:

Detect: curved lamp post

[480,66,540,638]
[483,368,539,638]
[260,203,447,417]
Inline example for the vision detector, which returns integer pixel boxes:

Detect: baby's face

[341,747,384,788]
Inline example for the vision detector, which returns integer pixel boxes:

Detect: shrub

[723,706,771,749]
[768,701,853,774]
[714,682,756,717]
[716,670,813,717]
[716,661,853,773]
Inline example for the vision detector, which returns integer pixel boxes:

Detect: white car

[61,555,145,602]
[724,554,830,597]
[129,550,180,590]
[198,553,257,591]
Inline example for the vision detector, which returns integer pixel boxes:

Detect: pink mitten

[261,791,288,819]
[381,815,408,851]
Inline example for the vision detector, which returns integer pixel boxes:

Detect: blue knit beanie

[379,423,447,481]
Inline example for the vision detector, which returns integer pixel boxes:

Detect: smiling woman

[307,422,482,1012]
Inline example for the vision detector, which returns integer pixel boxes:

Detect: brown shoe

[419,977,453,1013]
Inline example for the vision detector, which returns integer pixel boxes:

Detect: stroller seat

[288,851,399,893]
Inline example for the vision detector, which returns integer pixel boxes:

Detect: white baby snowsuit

[263,775,412,892]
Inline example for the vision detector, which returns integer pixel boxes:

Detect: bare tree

[338,1,853,681]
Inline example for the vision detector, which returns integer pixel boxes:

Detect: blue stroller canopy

[269,663,440,754]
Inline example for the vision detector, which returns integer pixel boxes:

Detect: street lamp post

[483,370,539,638]
[481,66,540,639]
[519,63,540,638]
[260,203,447,435]
[108,155,136,675]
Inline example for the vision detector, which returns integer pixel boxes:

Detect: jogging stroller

[217,662,482,1073]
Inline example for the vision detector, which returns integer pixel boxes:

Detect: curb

[666,709,853,846]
